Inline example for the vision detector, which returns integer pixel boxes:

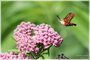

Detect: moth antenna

[56,15,61,21]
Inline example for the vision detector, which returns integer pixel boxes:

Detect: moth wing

[63,13,75,23]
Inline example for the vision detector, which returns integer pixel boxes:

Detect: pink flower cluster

[13,22,63,54]
[34,24,63,48]
[0,52,31,60]
[14,22,39,54]
[0,52,19,60]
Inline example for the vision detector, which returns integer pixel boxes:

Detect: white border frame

[0,0,89,60]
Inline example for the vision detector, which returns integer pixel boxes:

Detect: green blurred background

[1,1,89,59]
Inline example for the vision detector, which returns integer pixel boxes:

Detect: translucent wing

[63,12,75,23]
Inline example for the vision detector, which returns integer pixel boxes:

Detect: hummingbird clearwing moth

[57,12,76,26]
